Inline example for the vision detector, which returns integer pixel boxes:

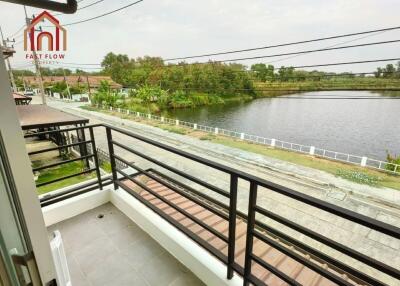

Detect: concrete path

[47,99,400,284]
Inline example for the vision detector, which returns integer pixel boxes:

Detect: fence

[101,105,400,174]
[33,123,400,285]
[70,134,128,171]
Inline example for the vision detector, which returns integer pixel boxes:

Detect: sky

[0,0,399,73]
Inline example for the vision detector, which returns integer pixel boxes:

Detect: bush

[386,152,400,172]
[336,170,380,186]
[199,134,217,141]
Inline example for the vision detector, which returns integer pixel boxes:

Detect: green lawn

[35,161,95,195]
[210,137,400,190]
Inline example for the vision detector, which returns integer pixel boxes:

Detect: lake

[167,91,400,161]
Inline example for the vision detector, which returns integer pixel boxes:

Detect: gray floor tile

[169,273,206,286]
[108,269,150,286]
[121,236,166,270]
[66,256,91,286]
[138,252,187,286]
[73,236,118,274]
[107,223,145,250]
[48,203,203,286]
[86,252,134,286]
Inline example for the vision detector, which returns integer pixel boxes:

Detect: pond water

[167,91,400,160]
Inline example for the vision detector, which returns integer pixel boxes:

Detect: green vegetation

[387,152,400,172]
[155,125,188,135]
[200,134,217,141]
[88,55,400,113]
[35,161,95,195]
[336,170,379,186]
[100,161,112,173]
[211,137,400,190]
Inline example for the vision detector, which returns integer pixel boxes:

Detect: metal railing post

[227,174,238,279]
[243,181,258,286]
[89,127,103,190]
[106,127,118,190]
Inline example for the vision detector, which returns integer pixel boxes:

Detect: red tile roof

[23,75,122,89]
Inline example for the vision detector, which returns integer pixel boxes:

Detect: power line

[53,0,105,17]
[285,57,400,69]
[61,0,144,26]
[198,39,400,64]
[8,0,93,39]
[11,0,144,42]
[276,96,400,99]
[264,29,390,66]
[7,24,25,39]
[164,26,400,61]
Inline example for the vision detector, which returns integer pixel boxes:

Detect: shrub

[386,152,400,172]
[336,170,380,186]
[199,134,217,141]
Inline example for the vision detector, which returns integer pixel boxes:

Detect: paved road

[48,99,400,283]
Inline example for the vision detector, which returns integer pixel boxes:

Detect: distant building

[23,75,122,91]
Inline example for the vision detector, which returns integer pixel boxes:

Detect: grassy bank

[255,79,400,93]
[81,106,400,190]
[35,161,95,195]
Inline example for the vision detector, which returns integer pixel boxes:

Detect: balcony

[27,124,400,286]
[47,203,203,286]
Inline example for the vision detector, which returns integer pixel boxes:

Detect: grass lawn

[81,106,400,190]
[35,161,95,195]
[210,137,400,190]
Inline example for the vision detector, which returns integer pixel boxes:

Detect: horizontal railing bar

[254,220,384,285]
[115,180,228,263]
[250,253,302,286]
[105,124,400,238]
[113,155,230,220]
[253,181,400,238]
[112,140,230,198]
[28,140,92,156]
[255,205,400,280]
[246,274,268,286]
[24,124,102,138]
[148,168,231,211]
[36,168,96,187]
[33,155,94,172]
[253,231,353,286]
[40,180,112,207]
[109,124,245,175]
[116,168,229,243]
[40,175,112,203]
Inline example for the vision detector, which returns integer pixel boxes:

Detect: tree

[278,66,295,81]
[374,67,383,78]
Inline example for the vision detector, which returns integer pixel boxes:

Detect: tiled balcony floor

[47,203,205,286]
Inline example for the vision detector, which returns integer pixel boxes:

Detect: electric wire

[60,0,144,27]
[53,0,106,17]
[164,26,400,61]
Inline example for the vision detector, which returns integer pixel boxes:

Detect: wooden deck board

[121,175,362,286]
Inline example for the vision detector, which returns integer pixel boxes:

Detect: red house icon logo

[24,11,67,52]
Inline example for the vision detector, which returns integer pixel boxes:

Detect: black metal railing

[27,124,400,285]
[24,124,109,206]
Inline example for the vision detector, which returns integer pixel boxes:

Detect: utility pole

[0,26,17,92]
[22,71,26,91]
[63,69,71,100]
[86,75,92,101]
[24,6,46,104]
